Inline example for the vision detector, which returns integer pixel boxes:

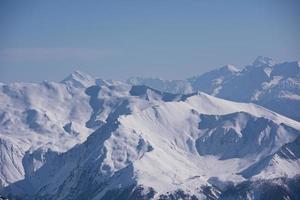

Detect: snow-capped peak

[220,64,239,73]
[252,56,275,67]
[61,70,95,88]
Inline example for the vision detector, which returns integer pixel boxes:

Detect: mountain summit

[252,56,275,67]
[61,70,95,88]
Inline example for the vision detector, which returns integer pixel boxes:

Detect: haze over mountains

[0,57,299,200]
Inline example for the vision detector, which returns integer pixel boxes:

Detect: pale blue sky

[0,0,300,82]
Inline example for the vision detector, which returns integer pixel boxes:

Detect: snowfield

[0,67,300,200]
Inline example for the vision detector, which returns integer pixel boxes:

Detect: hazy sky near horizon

[0,0,300,82]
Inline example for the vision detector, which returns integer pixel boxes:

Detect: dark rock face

[98,176,300,200]
[158,190,198,200]
[101,185,156,200]
[0,195,9,200]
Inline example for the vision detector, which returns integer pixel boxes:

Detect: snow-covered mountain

[0,72,93,187]
[127,56,300,122]
[1,78,300,199]
[188,64,239,96]
[0,68,300,200]
[0,72,189,189]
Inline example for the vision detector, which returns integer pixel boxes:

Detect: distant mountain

[188,64,239,96]
[127,56,300,121]
[127,77,193,94]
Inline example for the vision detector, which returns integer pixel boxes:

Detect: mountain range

[127,56,300,122]
[0,57,299,200]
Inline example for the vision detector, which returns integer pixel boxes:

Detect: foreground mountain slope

[0,73,188,188]
[3,91,300,200]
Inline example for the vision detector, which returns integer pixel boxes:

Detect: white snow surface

[0,79,93,186]
[2,85,299,199]
[0,68,300,199]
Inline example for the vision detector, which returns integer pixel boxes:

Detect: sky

[0,0,300,82]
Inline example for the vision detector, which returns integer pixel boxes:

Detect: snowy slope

[0,69,299,199]
[3,90,300,200]
[0,72,189,188]
[0,75,94,187]
[0,71,131,187]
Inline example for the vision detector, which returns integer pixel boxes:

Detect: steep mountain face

[2,90,300,200]
[127,57,300,121]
